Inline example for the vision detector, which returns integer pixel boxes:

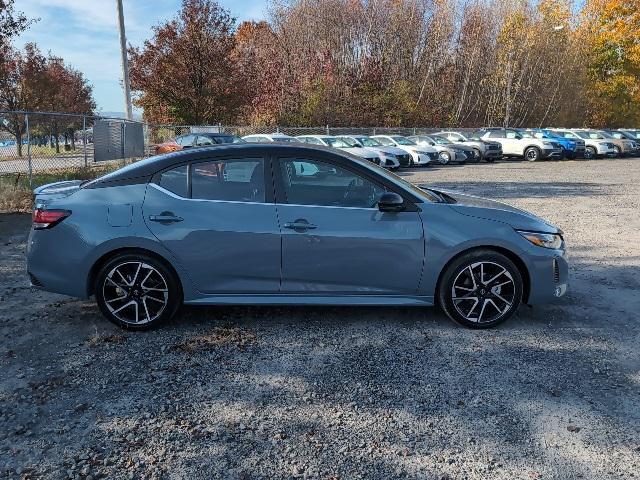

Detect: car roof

[87,143,354,187]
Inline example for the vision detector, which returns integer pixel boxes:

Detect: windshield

[575,131,603,139]
[597,131,613,138]
[357,137,382,147]
[431,135,451,145]
[622,130,640,139]
[541,130,561,139]
[391,136,416,146]
[338,137,360,147]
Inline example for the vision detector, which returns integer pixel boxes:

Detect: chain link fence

[1,110,480,185]
[0,111,145,184]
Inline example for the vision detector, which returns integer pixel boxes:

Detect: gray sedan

[27,144,568,330]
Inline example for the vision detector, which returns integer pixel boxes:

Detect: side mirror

[378,192,405,212]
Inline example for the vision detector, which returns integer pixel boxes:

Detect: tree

[128,0,243,124]
[0,43,47,156]
[581,0,640,126]
[0,0,33,50]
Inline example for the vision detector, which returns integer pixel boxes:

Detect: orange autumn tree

[581,0,640,126]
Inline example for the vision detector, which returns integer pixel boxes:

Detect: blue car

[521,129,585,159]
[27,144,568,330]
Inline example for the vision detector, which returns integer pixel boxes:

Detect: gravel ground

[1,158,639,480]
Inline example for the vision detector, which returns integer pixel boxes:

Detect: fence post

[25,112,33,189]
[413,127,417,135]
[326,124,330,135]
[82,115,88,167]
[276,125,280,133]
[373,127,376,135]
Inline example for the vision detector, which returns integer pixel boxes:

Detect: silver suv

[477,128,563,161]
[436,131,502,162]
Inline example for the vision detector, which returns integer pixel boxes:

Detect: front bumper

[414,153,433,165]
[526,249,569,304]
[541,147,564,159]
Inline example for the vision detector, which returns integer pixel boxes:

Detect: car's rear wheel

[438,250,523,329]
[95,253,181,330]
[524,146,541,162]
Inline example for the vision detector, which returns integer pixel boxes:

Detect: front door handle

[283,220,317,231]
[149,213,184,224]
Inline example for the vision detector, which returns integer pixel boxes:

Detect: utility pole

[116,0,133,120]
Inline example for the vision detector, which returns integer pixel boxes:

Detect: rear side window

[191,158,265,202]
[158,165,188,197]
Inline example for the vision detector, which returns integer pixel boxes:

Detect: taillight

[32,209,71,230]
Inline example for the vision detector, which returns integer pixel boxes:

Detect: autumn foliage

[141,0,640,128]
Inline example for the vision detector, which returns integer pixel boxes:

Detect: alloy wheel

[439,152,451,164]
[102,261,169,325]
[451,261,515,324]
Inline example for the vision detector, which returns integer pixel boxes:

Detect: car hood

[422,186,559,233]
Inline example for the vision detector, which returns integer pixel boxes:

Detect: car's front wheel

[438,151,451,165]
[438,250,523,329]
[95,253,181,330]
[584,146,596,159]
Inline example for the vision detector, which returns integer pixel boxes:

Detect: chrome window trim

[149,183,270,206]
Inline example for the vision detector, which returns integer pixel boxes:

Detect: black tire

[524,146,541,162]
[584,146,596,159]
[437,249,523,329]
[438,151,451,165]
[613,146,621,157]
[95,252,182,330]
[472,149,484,163]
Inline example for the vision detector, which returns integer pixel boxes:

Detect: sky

[14,0,269,114]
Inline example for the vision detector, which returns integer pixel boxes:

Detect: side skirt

[184,294,435,307]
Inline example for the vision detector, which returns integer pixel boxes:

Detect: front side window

[279,157,386,208]
[488,131,505,139]
[196,135,215,146]
[505,130,521,139]
[191,158,265,202]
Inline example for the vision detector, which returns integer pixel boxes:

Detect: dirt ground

[1,158,639,479]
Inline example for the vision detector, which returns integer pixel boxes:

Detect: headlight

[517,230,563,249]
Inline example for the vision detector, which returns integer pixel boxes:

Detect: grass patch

[0,164,121,213]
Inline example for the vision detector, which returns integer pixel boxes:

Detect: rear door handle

[149,214,184,224]
[283,220,317,231]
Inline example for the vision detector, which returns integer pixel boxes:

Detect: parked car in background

[595,130,638,157]
[408,135,472,164]
[436,131,502,162]
[477,128,563,161]
[616,129,640,141]
[336,136,405,169]
[155,133,244,155]
[371,135,438,166]
[608,130,640,155]
[549,129,616,159]
[520,129,585,159]
[296,135,382,164]
[28,143,568,330]
[242,133,299,143]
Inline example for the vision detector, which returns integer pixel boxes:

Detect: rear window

[158,165,188,197]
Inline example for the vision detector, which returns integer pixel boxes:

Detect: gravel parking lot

[1,158,639,479]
